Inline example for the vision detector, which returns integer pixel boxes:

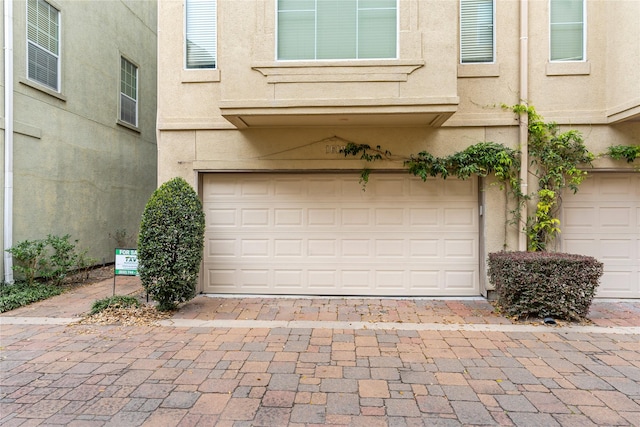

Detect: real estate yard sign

[113,248,138,296]
[115,248,138,276]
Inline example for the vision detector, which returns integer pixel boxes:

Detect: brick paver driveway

[1,279,639,426]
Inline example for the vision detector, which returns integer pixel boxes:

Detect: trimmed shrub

[138,177,205,311]
[488,251,603,321]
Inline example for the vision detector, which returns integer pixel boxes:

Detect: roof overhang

[219,98,459,128]
[607,101,640,124]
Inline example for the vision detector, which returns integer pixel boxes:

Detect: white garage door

[561,173,640,298]
[202,173,479,296]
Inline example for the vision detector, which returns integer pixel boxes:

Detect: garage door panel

[202,173,479,296]
[444,271,477,290]
[600,270,636,293]
[562,207,595,230]
[409,240,439,258]
[443,208,476,226]
[409,209,439,226]
[240,270,270,288]
[342,208,371,226]
[410,271,440,289]
[444,239,476,258]
[274,209,303,226]
[242,209,269,226]
[600,207,632,228]
[599,240,633,260]
[561,173,639,298]
[308,240,337,256]
[208,238,236,257]
[341,270,371,289]
[206,208,236,227]
[275,239,303,256]
[444,179,476,198]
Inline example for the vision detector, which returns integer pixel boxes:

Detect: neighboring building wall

[157,0,639,296]
[1,0,157,277]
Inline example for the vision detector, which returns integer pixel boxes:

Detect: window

[120,58,138,127]
[185,0,217,68]
[460,0,494,63]
[550,0,585,61]
[277,0,397,61]
[27,0,60,91]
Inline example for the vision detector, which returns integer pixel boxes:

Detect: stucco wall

[157,0,640,293]
[1,0,158,276]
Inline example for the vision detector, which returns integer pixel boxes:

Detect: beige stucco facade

[1,0,158,279]
[157,0,640,296]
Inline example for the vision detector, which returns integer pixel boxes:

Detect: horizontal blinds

[550,0,584,61]
[27,0,59,55]
[277,0,397,60]
[28,44,58,90]
[186,0,217,68]
[460,0,493,63]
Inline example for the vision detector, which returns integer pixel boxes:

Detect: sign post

[114,248,138,296]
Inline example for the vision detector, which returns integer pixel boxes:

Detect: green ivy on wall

[342,105,637,252]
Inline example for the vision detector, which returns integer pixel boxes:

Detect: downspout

[4,0,14,282]
[518,0,529,252]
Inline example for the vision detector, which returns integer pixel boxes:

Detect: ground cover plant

[0,282,63,313]
[90,295,140,315]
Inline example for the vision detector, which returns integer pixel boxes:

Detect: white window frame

[275,0,399,62]
[549,0,586,62]
[26,0,61,92]
[185,0,217,69]
[119,57,139,128]
[460,0,495,64]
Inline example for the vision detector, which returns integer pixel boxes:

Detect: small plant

[90,295,140,315]
[6,235,89,286]
[45,234,78,286]
[5,239,48,285]
[75,250,98,281]
[0,282,62,313]
[138,177,205,311]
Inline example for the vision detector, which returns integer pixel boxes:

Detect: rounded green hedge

[138,177,205,311]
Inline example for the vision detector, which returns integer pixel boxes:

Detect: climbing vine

[607,144,640,163]
[510,104,595,251]
[342,104,600,252]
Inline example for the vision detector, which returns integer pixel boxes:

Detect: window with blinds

[550,0,585,61]
[277,0,397,61]
[460,0,494,64]
[120,58,138,127]
[27,0,60,91]
[186,0,217,68]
